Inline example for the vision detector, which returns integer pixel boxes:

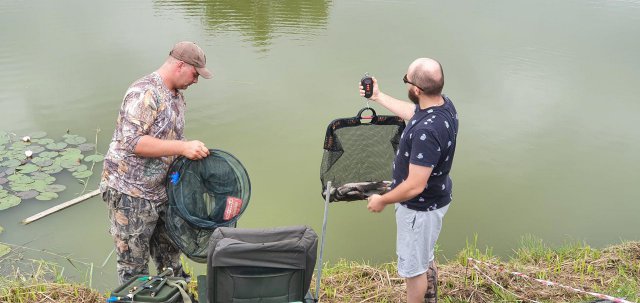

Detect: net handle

[356,107,377,122]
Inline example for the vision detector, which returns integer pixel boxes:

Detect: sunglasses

[403,74,424,92]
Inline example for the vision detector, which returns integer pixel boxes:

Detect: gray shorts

[395,203,449,278]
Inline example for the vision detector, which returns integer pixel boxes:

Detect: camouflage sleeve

[120,89,159,153]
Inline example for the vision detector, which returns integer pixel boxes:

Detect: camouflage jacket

[100,72,185,202]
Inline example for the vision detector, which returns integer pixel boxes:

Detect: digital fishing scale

[361,73,373,99]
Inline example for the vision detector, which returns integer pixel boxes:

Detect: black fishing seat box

[205,225,318,303]
[110,275,187,303]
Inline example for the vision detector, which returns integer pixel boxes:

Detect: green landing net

[166,149,251,263]
[320,108,405,202]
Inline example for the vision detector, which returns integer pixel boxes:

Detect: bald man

[101,41,212,284]
[360,58,459,303]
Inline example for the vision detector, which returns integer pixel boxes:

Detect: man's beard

[408,88,420,105]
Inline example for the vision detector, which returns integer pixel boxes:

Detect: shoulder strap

[166,279,192,303]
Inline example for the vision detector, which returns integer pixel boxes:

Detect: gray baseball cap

[169,41,212,79]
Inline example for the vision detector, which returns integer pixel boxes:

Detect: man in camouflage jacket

[100,41,212,284]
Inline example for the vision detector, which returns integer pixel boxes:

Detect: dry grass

[0,282,105,303]
[311,260,405,302]
[310,239,640,303]
[0,256,105,303]
[1,239,639,303]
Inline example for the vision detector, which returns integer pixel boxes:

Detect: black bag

[206,226,318,303]
[108,274,192,303]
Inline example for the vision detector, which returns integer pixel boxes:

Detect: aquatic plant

[0,130,102,211]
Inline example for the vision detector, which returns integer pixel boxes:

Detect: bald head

[407,58,444,96]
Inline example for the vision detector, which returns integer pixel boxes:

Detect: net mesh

[320,108,405,202]
[166,149,251,263]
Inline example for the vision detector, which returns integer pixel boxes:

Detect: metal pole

[315,181,331,302]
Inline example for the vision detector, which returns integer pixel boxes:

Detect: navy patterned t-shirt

[392,95,459,211]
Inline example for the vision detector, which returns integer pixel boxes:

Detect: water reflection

[155,0,332,52]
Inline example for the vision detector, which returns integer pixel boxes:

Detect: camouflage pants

[102,187,186,285]
[425,260,438,303]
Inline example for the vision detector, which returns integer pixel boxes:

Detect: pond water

[1,0,639,291]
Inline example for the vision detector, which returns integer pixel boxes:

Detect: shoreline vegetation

[1,237,638,303]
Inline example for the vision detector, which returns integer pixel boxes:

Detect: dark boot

[424,261,438,303]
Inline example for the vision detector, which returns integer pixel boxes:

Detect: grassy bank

[1,237,638,302]
[314,237,639,302]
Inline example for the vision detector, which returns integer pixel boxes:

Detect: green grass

[1,238,639,303]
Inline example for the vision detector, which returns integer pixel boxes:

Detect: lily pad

[29,145,46,154]
[10,183,31,192]
[46,184,66,193]
[0,194,21,210]
[11,142,28,150]
[61,160,81,169]
[29,131,47,139]
[43,176,56,185]
[68,164,88,172]
[84,154,105,163]
[30,172,54,181]
[41,164,63,174]
[46,142,67,150]
[38,138,55,145]
[1,159,21,168]
[16,163,39,174]
[31,180,49,192]
[39,151,59,158]
[61,152,82,160]
[10,149,27,157]
[35,192,58,201]
[77,143,96,152]
[72,170,93,178]
[62,148,82,155]
[16,190,39,200]
[61,152,83,160]
[0,243,10,258]
[64,135,87,145]
[1,131,101,208]
[7,174,33,184]
[32,157,54,167]
[32,174,55,185]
